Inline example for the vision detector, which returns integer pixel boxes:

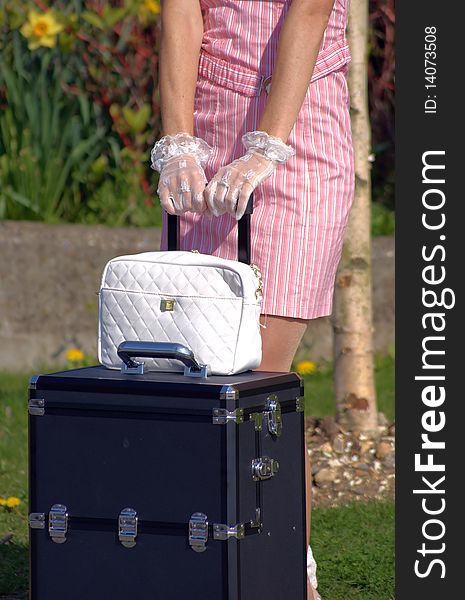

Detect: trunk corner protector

[292,371,304,385]
[29,374,41,390]
[219,385,239,400]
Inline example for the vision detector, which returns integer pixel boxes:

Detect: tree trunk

[332,0,378,432]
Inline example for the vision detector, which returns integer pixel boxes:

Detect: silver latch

[118,507,138,548]
[251,456,280,481]
[249,411,263,431]
[250,507,262,530]
[212,408,244,424]
[296,396,305,412]
[48,504,68,543]
[29,513,45,529]
[265,394,282,437]
[189,512,209,552]
[121,361,144,375]
[29,398,45,416]
[213,523,245,541]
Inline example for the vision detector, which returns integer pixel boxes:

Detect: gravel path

[307,415,395,508]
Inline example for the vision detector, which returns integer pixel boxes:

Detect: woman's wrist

[255,114,291,145]
[150,132,214,173]
[242,130,296,163]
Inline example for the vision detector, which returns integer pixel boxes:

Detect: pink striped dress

[159,0,355,320]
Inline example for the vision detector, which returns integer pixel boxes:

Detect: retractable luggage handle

[167,194,254,264]
[117,341,210,378]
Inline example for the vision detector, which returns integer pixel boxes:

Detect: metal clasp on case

[189,512,209,552]
[28,398,45,416]
[29,513,45,529]
[251,457,280,481]
[118,507,138,548]
[213,523,245,541]
[212,408,244,425]
[265,394,282,437]
[48,504,68,544]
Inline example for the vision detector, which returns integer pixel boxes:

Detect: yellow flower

[66,348,85,363]
[3,497,21,508]
[20,9,63,51]
[138,0,161,25]
[296,360,317,375]
[143,0,161,14]
[0,498,6,506]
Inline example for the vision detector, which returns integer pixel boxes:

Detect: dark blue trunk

[28,366,307,599]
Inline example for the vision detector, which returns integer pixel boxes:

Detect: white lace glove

[150,132,214,215]
[307,545,321,599]
[205,130,295,220]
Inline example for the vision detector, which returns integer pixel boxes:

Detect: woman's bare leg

[253,314,316,599]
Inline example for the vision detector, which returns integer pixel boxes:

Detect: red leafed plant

[63,0,162,206]
[368,0,395,209]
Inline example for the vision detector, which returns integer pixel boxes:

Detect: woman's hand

[157,154,210,216]
[204,148,277,220]
[150,132,214,216]
[205,130,295,220]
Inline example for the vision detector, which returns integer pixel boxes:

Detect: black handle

[167,194,254,264]
[117,341,204,371]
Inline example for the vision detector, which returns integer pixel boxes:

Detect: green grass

[313,500,395,600]
[0,360,394,598]
[299,352,395,422]
[371,202,395,237]
[0,372,29,596]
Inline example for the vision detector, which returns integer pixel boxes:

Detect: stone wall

[0,221,394,372]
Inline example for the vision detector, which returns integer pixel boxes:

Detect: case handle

[167,194,254,264]
[117,341,210,378]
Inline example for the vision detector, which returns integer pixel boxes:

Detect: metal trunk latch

[29,513,45,529]
[213,523,245,541]
[265,394,282,437]
[212,408,244,424]
[118,508,138,548]
[28,398,45,416]
[252,456,279,481]
[48,504,68,544]
[189,512,209,552]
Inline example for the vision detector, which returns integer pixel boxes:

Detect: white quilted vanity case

[97,249,264,375]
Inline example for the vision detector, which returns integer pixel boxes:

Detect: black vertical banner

[396,1,463,598]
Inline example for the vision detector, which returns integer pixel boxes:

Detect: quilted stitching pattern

[101,251,260,299]
[105,262,243,298]
[98,292,261,374]
[98,251,262,375]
